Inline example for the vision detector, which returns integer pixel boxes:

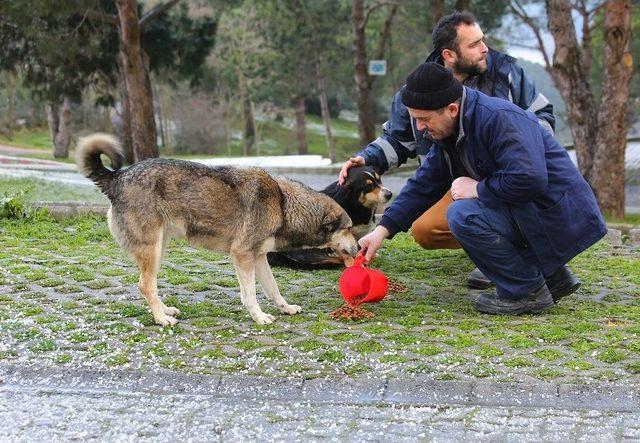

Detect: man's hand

[338,156,366,185]
[358,225,390,262]
[451,176,479,200]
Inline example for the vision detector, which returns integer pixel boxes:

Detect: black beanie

[401,62,462,110]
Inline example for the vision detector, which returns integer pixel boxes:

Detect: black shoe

[467,268,494,289]
[546,265,581,303]
[475,284,553,315]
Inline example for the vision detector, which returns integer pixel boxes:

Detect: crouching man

[359,62,607,314]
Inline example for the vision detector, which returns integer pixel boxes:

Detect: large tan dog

[76,134,358,325]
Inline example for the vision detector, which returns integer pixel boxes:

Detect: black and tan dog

[76,133,358,325]
[268,166,392,269]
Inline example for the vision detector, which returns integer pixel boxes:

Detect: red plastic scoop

[338,253,389,306]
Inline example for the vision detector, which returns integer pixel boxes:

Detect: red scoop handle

[353,252,367,267]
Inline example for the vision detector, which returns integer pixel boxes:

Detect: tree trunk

[45,98,71,159]
[220,94,232,156]
[251,99,260,156]
[55,98,71,158]
[236,68,254,156]
[153,80,165,150]
[116,0,158,162]
[2,73,16,139]
[116,55,135,164]
[309,21,335,163]
[591,0,632,217]
[242,94,255,156]
[352,0,375,145]
[455,0,470,11]
[546,0,598,183]
[318,91,335,163]
[103,106,113,133]
[291,95,308,155]
[45,102,58,150]
[429,0,444,33]
[352,0,398,146]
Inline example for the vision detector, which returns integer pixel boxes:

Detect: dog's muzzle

[381,187,393,202]
[340,243,358,267]
[334,230,359,266]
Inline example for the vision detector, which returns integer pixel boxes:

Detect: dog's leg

[232,251,275,325]
[255,254,302,315]
[133,241,178,327]
[157,231,181,318]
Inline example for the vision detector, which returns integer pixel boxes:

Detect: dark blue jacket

[356,48,555,172]
[379,88,606,276]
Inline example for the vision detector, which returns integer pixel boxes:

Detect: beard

[454,54,487,77]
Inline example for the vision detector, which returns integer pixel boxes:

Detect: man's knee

[411,222,437,249]
[446,199,477,238]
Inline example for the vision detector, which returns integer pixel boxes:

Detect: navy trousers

[446,198,545,299]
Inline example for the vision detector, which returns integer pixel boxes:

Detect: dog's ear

[363,167,383,186]
[344,166,365,185]
[321,211,341,232]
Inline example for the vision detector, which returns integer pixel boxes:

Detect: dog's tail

[76,133,125,199]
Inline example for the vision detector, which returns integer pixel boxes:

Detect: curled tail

[76,133,124,199]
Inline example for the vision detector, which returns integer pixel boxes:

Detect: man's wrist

[375,225,390,238]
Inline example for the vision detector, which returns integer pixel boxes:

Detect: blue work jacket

[379,88,606,276]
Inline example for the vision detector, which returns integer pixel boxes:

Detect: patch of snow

[192,155,333,168]
[567,141,640,169]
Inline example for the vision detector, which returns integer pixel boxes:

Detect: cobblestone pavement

[2,368,640,442]
[3,387,639,442]
[3,222,640,384]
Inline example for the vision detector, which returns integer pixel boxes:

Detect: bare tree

[291,95,308,155]
[592,0,633,216]
[352,0,399,146]
[0,71,16,139]
[304,7,336,162]
[116,0,159,161]
[214,7,269,156]
[88,0,181,162]
[45,98,71,158]
[510,0,632,217]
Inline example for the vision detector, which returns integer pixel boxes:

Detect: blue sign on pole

[368,60,387,76]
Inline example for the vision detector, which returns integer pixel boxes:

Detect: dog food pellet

[331,304,375,320]
[388,279,408,293]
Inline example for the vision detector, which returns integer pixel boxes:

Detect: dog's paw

[280,304,302,315]
[163,306,181,317]
[154,314,178,327]
[253,312,276,325]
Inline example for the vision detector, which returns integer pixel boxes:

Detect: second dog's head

[324,166,392,227]
[344,166,393,209]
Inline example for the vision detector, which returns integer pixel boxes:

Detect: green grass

[169,114,362,161]
[502,356,534,368]
[0,127,52,149]
[565,359,595,371]
[54,354,73,364]
[605,213,640,225]
[0,213,639,382]
[0,177,108,204]
[0,115,363,169]
[293,339,324,353]
[317,350,345,363]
